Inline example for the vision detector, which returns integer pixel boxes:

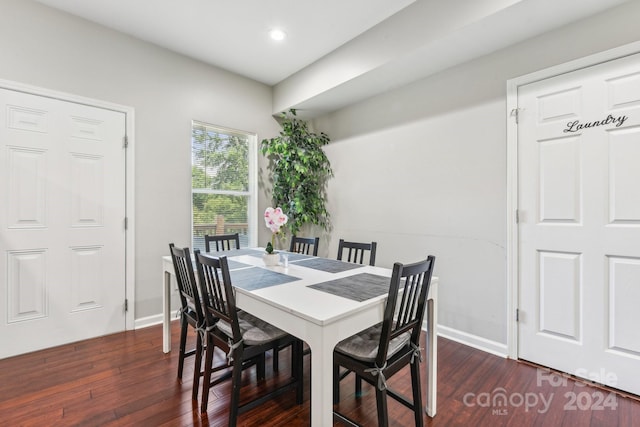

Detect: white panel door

[0,88,126,358]
[518,52,640,396]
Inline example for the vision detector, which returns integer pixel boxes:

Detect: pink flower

[264,207,288,234]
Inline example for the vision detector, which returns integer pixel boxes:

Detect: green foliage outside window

[192,125,250,237]
[192,128,249,191]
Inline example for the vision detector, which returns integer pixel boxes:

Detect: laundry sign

[563,114,628,133]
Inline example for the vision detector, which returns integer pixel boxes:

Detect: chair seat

[335,322,411,363]
[216,311,288,345]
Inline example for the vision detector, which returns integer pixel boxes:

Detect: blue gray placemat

[230,267,300,291]
[226,260,251,270]
[294,257,364,273]
[308,272,391,302]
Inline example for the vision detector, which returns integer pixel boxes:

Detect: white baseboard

[437,324,508,358]
[135,315,508,359]
[135,310,179,329]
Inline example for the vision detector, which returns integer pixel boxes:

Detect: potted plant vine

[263,206,288,266]
[261,109,333,237]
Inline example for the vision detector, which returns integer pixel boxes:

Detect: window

[191,121,257,251]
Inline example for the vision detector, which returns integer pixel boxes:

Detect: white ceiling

[34,0,630,116]
[34,0,416,86]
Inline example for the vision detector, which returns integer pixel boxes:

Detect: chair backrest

[289,235,320,256]
[194,251,241,339]
[204,233,241,252]
[169,243,204,322]
[376,256,436,366]
[337,239,377,266]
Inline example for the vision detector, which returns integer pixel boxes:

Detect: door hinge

[510,108,521,124]
[516,308,520,322]
[125,299,129,312]
[124,217,128,230]
[123,135,129,148]
[515,209,519,224]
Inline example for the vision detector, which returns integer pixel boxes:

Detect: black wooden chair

[289,235,319,256]
[204,233,241,252]
[337,239,377,266]
[335,239,379,396]
[194,251,304,421]
[168,243,204,381]
[333,256,436,427]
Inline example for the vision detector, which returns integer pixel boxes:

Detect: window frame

[190,120,258,249]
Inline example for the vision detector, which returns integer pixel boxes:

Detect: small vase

[262,252,280,267]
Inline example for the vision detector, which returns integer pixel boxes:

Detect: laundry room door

[517,53,640,396]
[0,87,127,358]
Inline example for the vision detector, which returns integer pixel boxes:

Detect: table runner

[308,272,391,302]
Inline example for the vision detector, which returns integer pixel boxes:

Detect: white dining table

[161,250,438,426]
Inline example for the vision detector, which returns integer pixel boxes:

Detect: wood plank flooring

[0,321,638,426]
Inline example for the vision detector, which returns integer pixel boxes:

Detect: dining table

[161,248,438,426]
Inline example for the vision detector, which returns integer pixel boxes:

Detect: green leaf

[260,109,333,234]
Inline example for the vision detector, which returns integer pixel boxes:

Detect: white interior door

[517,52,640,396]
[0,88,127,359]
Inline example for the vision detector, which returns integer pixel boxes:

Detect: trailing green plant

[261,109,333,235]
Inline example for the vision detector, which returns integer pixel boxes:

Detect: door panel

[7,249,47,323]
[518,53,640,395]
[538,250,581,341]
[539,137,581,222]
[0,88,126,358]
[609,129,640,222]
[608,256,640,355]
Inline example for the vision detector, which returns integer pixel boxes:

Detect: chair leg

[229,349,244,427]
[355,374,362,397]
[257,353,266,380]
[273,347,280,371]
[200,335,215,414]
[411,361,424,427]
[192,332,203,402]
[333,364,340,404]
[177,317,188,379]
[375,386,390,427]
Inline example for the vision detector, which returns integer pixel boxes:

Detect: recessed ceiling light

[269,29,287,41]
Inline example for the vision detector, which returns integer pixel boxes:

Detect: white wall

[3,0,640,347]
[313,1,640,351]
[0,0,280,320]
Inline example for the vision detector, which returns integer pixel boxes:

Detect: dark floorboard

[0,321,638,426]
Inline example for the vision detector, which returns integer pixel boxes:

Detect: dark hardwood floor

[0,321,638,426]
